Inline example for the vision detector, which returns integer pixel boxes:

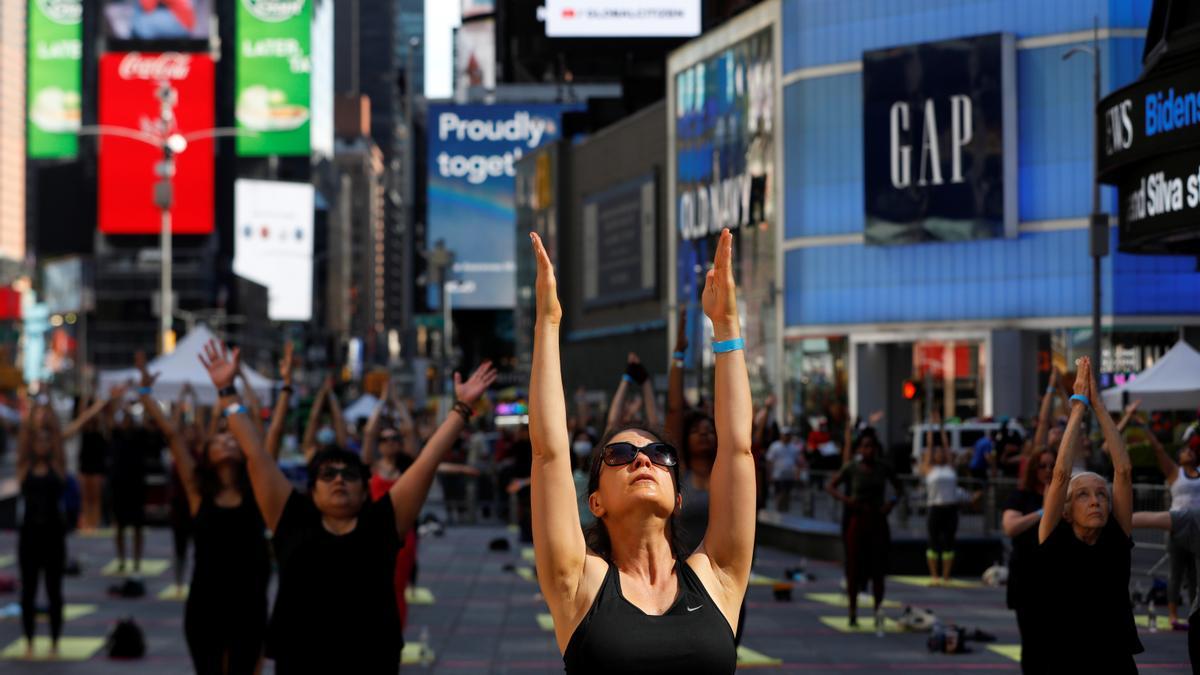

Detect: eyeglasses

[602,442,678,468]
[316,466,362,483]
[380,433,400,442]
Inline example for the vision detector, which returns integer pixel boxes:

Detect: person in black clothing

[198,339,495,674]
[1036,357,1141,674]
[135,354,271,674]
[527,229,754,674]
[77,402,110,531]
[1001,446,1053,674]
[109,402,163,574]
[18,392,121,658]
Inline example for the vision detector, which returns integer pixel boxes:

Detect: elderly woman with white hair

[1036,356,1142,674]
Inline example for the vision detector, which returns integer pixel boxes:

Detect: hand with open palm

[702,228,740,342]
[278,341,295,386]
[134,351,160,389]
[455,361,497,406]
[198,339,240,391]
[530,233,561,326]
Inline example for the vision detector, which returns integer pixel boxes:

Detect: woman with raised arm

[1036,356,1141,673]
[264,341,295,460]
[18,388,122,658]
[198,339,494,674]
[136,355,270,675]
[920,410,958,586]
[605,352,659,432]
[529,229,753,673]
[166,381,202,592]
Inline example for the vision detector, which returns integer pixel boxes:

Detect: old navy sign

[862,33,1017,245]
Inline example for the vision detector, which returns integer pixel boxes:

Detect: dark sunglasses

[379,433,400,442]
[316,466,362,483]
[602,442,678,468]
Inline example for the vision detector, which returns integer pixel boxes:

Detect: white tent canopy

[342,394,379,424]
[98,325,275,405]
[1101,340,1200,411]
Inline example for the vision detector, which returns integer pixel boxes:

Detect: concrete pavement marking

[536,613,555,631]
[401,642,434,666]
[156,584,189,600]
[521,547,535,562]
[100,558,170,577]
[818,616,904,633]
[0,636,105,661]
[890,575,984,589]
[1134,614,1175,631]
[736,645,783,667]
[805,592,901,608]
[515,566,536,582]
[987,644,1021,662]
[405,586,436,605]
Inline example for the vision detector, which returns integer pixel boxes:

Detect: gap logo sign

[862,33,1017,246]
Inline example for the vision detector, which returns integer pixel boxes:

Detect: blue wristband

[223,403,247,418]
[1036,508,1044,518]
[1069,394,1091,409]
[712,337,745,354]
[622,374,636,385]
[1046,386,1055,394]
[672,351,686,361]
[137,386,152,396]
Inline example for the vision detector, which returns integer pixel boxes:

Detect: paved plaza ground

[0,520,1192,673]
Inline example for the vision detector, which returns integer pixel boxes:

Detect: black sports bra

[562,560,737,674]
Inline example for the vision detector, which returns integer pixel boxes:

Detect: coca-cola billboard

[98,52,214,234]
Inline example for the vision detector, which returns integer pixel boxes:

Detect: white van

[909,421,1027,467]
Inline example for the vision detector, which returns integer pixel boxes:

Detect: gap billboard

[426,103,578,309]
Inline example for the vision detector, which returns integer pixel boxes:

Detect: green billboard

[27,0,82,159]
[236,0,311,156]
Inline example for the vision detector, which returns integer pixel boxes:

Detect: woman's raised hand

[530,232,561,326]
[134,351,159,389]
[278,341,295,386]
[1072,357,1090,399]
[702,228,739,341]
[198,339,240,390]
[455,361,498,405]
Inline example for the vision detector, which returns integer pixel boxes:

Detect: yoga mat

[805,592,900,609]
[0,636,105,661]
[987,644,1021,662]
[405,587,435,605]
[401,642,434,666]
[818,616,902,633]
[514,566,536,583]
[748,572,784,586]
[736,645,783,667]
[157,584,189,600]
[521,547,535,562]
[889,575,982,589]
[536,613,555,632]
[1134,614,1175,630]
[100,558,170,577]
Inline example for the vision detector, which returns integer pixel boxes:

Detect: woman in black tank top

[527,230,755,674]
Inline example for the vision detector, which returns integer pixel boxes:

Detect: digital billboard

[545,0,701,38]
[103,0,211,43]
[235,0,312,156]
[582,174,657,309]
[233,180,314,321]
[98,52,214,235]
[455,17,495,99]
[426,103,579,309]
[27,0,82,159]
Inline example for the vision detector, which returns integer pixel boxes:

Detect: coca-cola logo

[118,52,192,81]
[241,0,306,22]
[36,0,81,25]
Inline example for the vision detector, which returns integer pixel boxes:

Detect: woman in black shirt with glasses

[527,229,754,674]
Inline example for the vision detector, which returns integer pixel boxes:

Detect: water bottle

[418,626,434,665]
[875,607,885,637]
[1148,600,1158,633]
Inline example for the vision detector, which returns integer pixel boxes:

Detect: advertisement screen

[427,103,579,309]
[583,174,656,308]
[98,52,214,235]
[461,0,494,20]
[862,34,1016,245]
[673,27,776,394]
[455,17,495,99]
[233,180,314,321]
[103,0,211,42]
[546,0,700,38]
[27,0,82,159]
[42,256,89,314]
[236,0,312,156]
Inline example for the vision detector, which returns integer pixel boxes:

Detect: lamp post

[1063,19,1108,443]
[80,84,251,355]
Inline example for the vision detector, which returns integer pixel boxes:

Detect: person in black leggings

[527,229,755,674]
[18,393,121,658]
[136,355,270,674]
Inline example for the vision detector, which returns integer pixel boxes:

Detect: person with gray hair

[1036,356,1142,674]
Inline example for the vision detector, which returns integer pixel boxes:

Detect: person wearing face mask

[136,354,269,675]
[1035,357,1140,674]
[199,339,495,674]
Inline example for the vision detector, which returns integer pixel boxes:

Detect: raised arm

[920,425,934,477]
[238,368,266,438]
[1040,358,1091,543]
[199,340,292,531]
[387,363,495,533]
[136,354,201,515]
[527,232,591,636]
[666,308,688,447]
[698,229,756,591]
[361,378,390,466]
[1116,398,1140,433]
[265,342,294,460]
[62,392,119,439]
[1032,369,1059,452]
[301,377,331,459]
[1089,361,1132,535]
[605,358,634,432]
[326,382,349,449]
[641,372,659,430]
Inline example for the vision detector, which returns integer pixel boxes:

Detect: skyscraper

[0,0,25,264]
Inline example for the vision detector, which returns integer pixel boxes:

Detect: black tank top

[21,470,65,533]
[188,497,271,611]
[563,560,737,674]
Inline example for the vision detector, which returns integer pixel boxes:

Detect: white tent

[97,325,275,405]
[1101,341,1200,411]
[342,394,380,424]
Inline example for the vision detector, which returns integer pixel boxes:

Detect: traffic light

[903,379,921,400]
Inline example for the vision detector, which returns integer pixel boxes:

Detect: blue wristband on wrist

[1036,508,1044,518]
[712,337,745,354]
[672,351,686,361]
[1069,394,1091,409]
[622,374,636,385]
[1046,386,1055,394]
[137,386,152,396]
[223,403,247,418]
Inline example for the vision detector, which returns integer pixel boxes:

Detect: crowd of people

[6,227,1200,674]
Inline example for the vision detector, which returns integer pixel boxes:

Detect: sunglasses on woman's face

[602,442,678,468]
[380,433,400,443]
[316,466,362,483]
